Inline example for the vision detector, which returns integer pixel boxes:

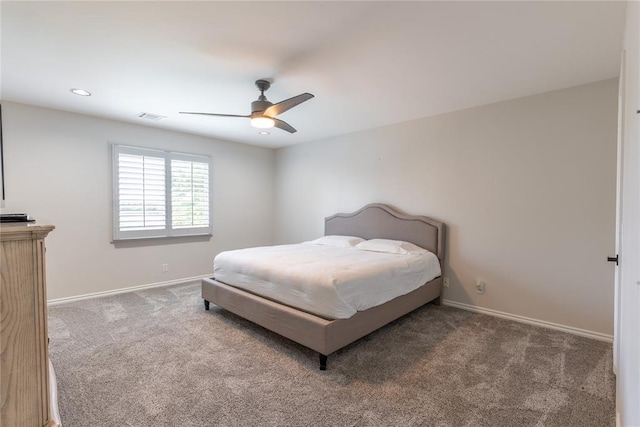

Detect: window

[112,144,212,240]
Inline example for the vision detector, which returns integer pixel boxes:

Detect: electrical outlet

[162,263,169,273]
[443,277,450,288]
[475,280,486,294]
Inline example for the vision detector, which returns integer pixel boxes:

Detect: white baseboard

[442,299,613,343]
[47,274,210,306]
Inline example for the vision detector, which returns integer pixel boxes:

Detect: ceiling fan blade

[179,112,250,118]
[273,118,297,133]
[263,93,314,117]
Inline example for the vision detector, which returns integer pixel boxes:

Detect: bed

[201,203,445,370]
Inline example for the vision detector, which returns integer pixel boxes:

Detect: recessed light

[137,112,166,121]
[259,131,270,135]
[70,88,91,96]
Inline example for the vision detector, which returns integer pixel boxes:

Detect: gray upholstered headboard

[324,203,444,262]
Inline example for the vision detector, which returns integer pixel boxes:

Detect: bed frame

[201,203,445,370]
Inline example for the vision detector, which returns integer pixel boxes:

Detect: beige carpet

[48,283,615,426]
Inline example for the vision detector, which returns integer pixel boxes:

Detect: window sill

[111,234,212,248]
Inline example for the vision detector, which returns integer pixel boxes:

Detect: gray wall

[1,102,276,300]
[275,79,618,336]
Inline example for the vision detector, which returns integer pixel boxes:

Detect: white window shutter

[171,159,210,229]
[169,153,212,236]
[118,153,166,230]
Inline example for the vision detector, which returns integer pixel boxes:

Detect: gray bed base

[201,203,445,370]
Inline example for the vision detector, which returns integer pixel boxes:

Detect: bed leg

[204,299,210,311]
[434,295,443,306]
[319,354,327,371]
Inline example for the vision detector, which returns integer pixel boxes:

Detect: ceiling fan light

[70,88,91,96]
[251,116,275,129]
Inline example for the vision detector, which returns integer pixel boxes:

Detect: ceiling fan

[180,80,314,134]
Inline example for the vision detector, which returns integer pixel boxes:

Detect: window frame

[111,144,213,241]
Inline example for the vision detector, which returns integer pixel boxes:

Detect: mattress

[213,243,441,319]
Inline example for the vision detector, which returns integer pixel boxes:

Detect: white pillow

[304,235,365,248]
[355,239,427,255]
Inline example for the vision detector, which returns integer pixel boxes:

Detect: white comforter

[213,243,441,319]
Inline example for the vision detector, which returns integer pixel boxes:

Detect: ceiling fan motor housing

[251,97,273,114]
[252,80,273,114]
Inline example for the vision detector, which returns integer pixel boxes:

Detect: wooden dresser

[1,223,59,427]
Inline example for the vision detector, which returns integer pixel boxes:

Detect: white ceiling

[1,1,626,148]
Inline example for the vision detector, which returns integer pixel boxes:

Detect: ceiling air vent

[137,112,166,121]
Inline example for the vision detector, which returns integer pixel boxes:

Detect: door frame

[613,49,626,374]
